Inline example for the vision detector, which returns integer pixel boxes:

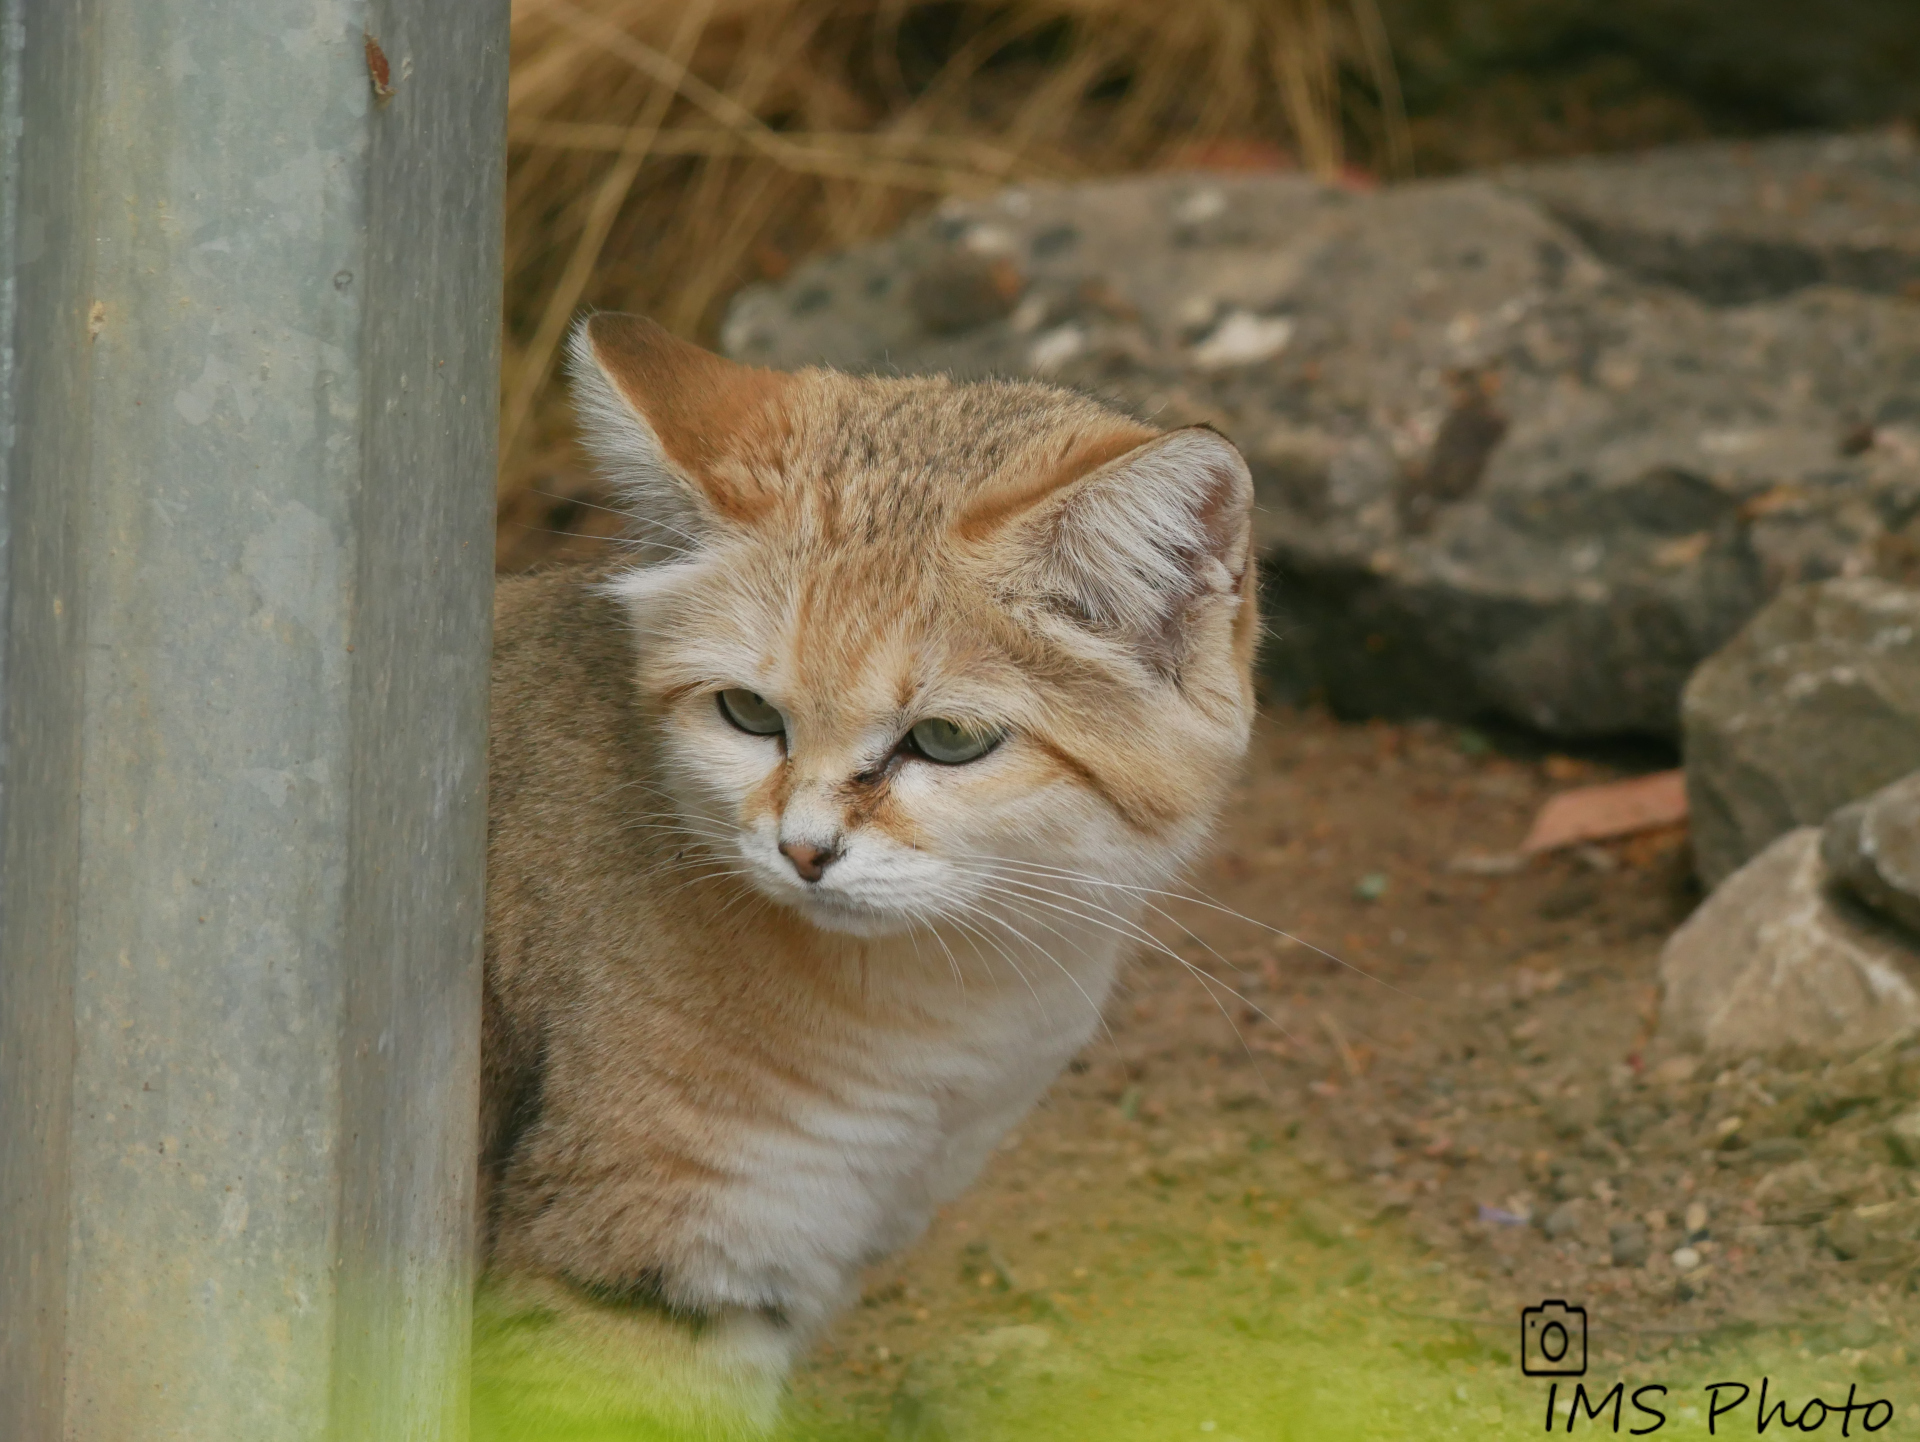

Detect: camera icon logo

[1520,1300,1588,1377]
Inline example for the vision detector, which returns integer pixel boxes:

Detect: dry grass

[499,0,1409,532]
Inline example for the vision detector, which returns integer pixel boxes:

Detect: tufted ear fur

[1004,427,1254,674]
[567,312,795,554]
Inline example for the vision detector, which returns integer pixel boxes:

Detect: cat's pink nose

[779,841,837,883]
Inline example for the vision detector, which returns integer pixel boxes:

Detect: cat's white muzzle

[742,832,961,938]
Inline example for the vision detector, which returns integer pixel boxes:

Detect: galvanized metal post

[0,3,507,1439]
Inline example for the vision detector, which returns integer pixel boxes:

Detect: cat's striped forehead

[576,311,1258,840]
[697,368,1159,550]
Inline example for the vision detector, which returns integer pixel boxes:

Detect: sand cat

[476,313,1257,1435]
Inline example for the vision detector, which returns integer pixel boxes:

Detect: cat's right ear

[567,312,794,549]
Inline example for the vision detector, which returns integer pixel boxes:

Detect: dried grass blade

[499,0,719,474]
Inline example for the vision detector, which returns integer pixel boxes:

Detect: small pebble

[1008,294,1050,334]
[1684,1201,1709,1234]
[960,223,1017,257]
[1175,294,1219,331]
[1542,1203,1581,1240]
[1172,187,1227,225]
[1027,324,1085,372]
[907,253,1024,333]
[1191,310,1294,369]
[1610,1221,1650,1268]
[1746,1136,1808,1163]
[1649,1055,1697,1086]
[1447,851,1525,876]
[1573,845,1619,873]
[1672,1246,1702,1272]
[1353,872,1389,902]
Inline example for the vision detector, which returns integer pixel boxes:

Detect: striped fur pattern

[478,314,1258,1434]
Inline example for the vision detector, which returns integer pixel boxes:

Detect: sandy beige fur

[478,315,1258,1434]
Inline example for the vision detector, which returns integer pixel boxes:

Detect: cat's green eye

[906,717,1002,765]
[717,688,785,737]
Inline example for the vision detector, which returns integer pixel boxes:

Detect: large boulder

[1658,828,1920,1060]
[1824,770,1920,937]
[1682,579,1920,888]
[1501,134,1920,306]
[723,132,1920,739]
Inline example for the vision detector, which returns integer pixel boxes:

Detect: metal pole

[0,3,507,1438]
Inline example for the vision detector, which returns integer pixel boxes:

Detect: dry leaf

[1520,769,1688,855]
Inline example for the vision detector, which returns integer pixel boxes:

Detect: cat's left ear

[567,311,794,546]
[1013,426,1254,671]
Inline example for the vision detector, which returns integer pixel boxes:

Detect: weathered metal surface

[0,2,506,1437]
[0,1,92,1436]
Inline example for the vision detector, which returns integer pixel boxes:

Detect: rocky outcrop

[724,132,1920,739]
[1658,828,1920,1059]
[1503,135,1920,306]
[1824,770,1920,937]
[1682,579,1920,888]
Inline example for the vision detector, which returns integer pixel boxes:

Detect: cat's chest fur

[696,933,1118,1321]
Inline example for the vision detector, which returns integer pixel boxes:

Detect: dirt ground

[767,705,1920,1440]
[499,508,1920,1435]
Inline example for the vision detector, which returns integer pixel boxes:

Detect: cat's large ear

[996,426,1254,673]
[567,312,794,548]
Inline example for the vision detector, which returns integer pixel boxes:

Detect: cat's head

[569,313,1258,940]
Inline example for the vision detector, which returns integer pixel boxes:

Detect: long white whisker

[961,875,1295,1072]
[975,862,1259,992]
[974,855,1412,999]
[616,818,742,846]
[952,879,1107,967]
[912,919,969,992]
[936,893,1108,1040]
[951,862,1277,1025]
[990,866,1302,1059]
[938,906,1054,1026]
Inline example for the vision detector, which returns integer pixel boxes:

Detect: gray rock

[906,252,1025,335]
[1541,1202,1583,1241]
[1502,134,1920,306]
[1658,828,1920,1059]
[1823,771,1920,936]
[1610,1220,1650,1268]
[1684,579,1920,888]
[1745,1137,1810,1165]
[1546,1162,1589,1203]
[724,134,1920,739]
